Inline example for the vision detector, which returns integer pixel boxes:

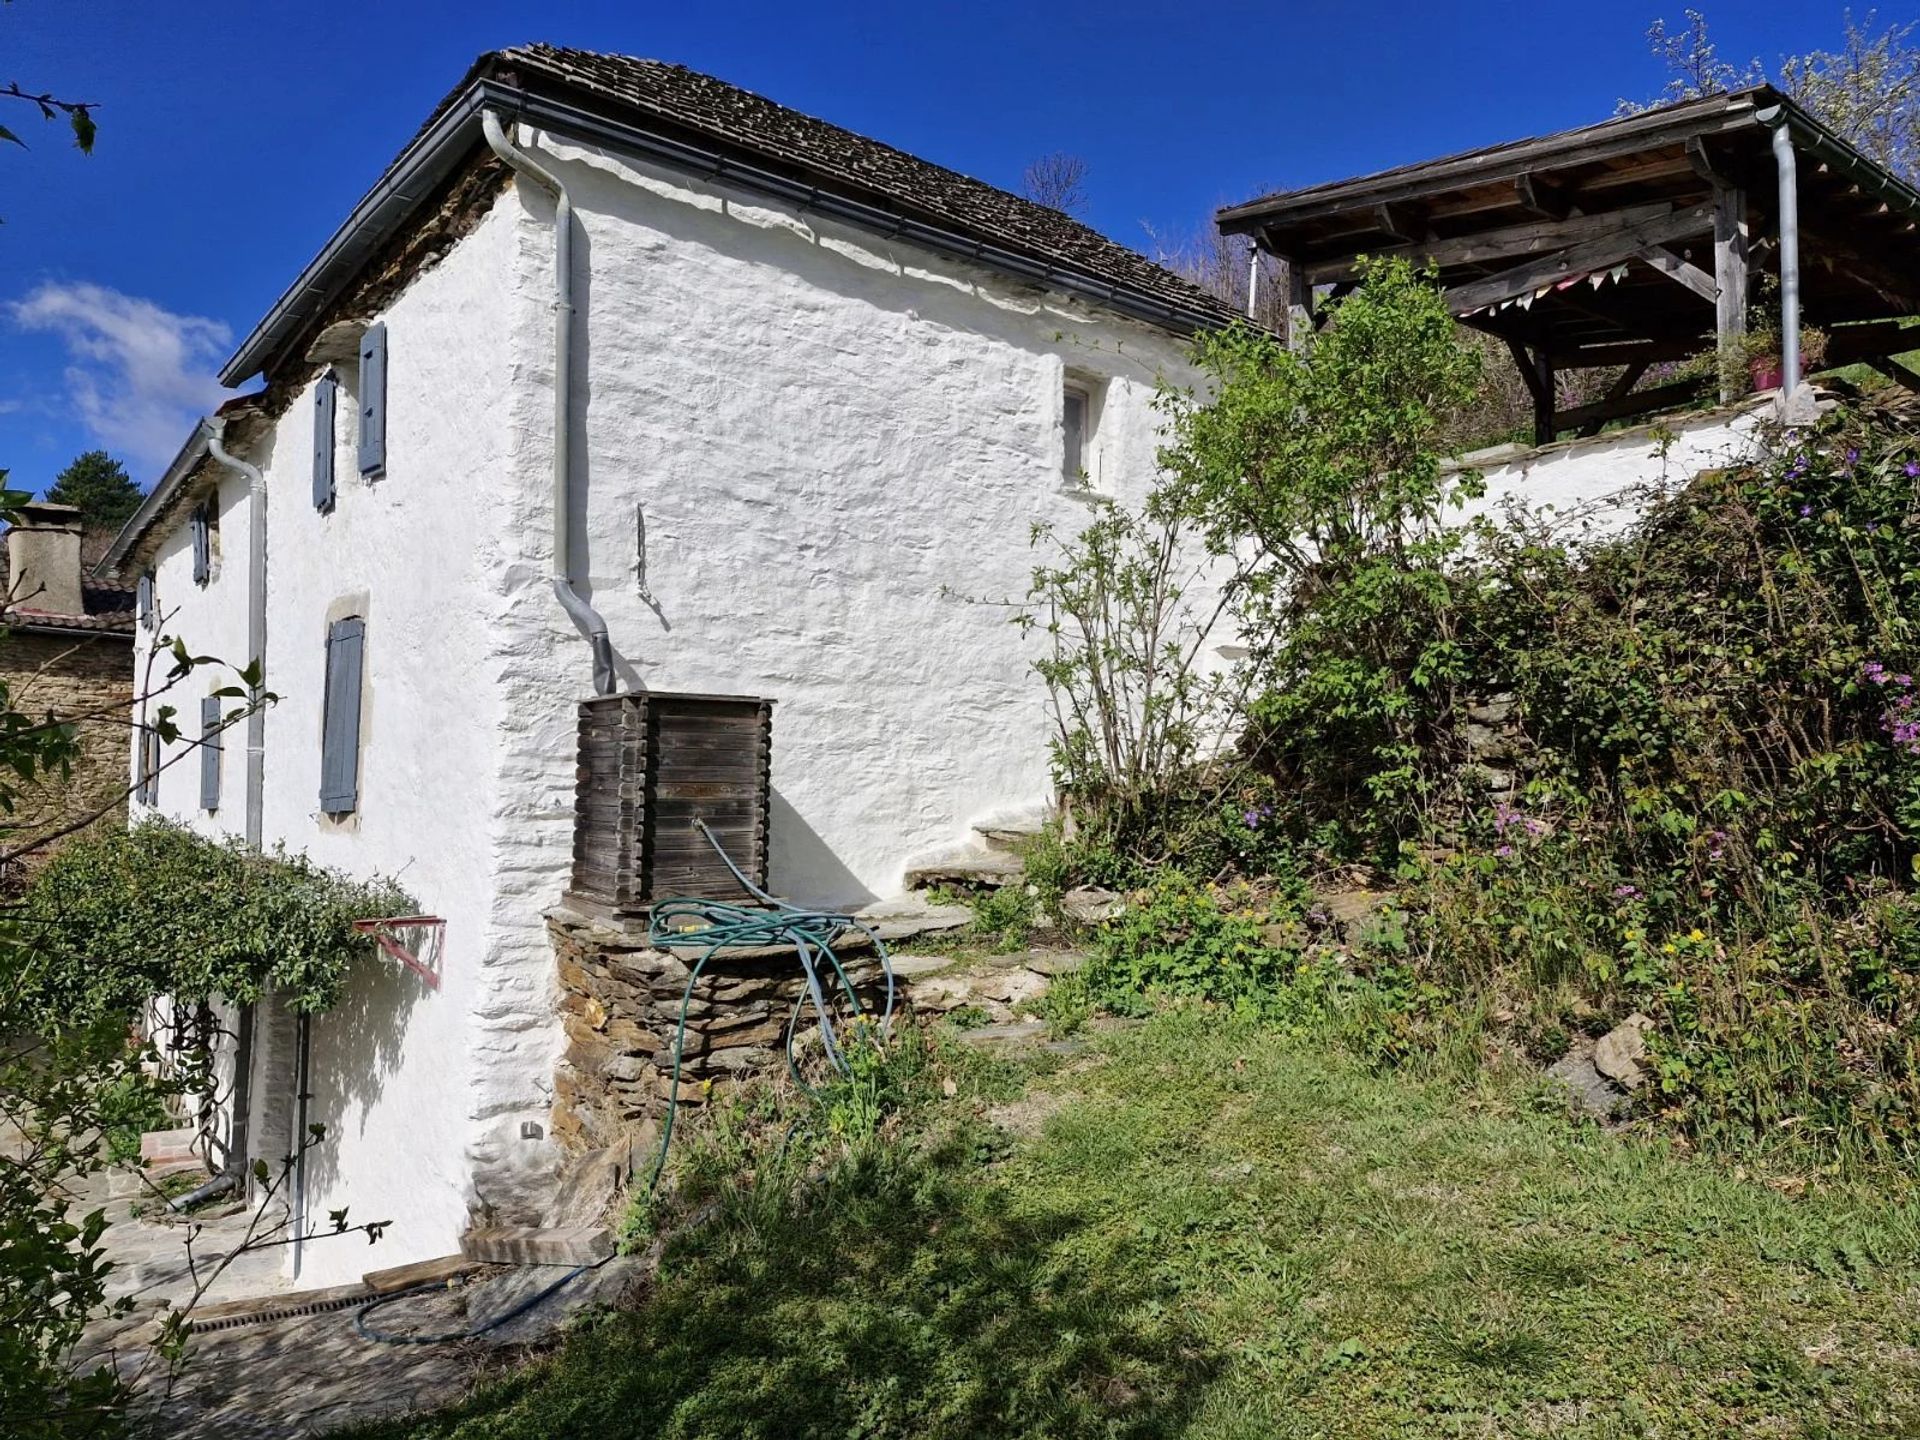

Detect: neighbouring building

[0,502,135,882]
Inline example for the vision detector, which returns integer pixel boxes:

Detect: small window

[1063,386,1088,484]
[137,572,156,631]
[136,724,161,806]
[190,503,215,586]
[319,616,365,816]
[200,696,223,812]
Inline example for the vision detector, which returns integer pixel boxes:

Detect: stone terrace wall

[549,907,892,1154]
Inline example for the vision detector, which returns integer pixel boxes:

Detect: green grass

[355,1011,1920,1439]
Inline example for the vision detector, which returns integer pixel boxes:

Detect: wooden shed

[1218,87,1920,442]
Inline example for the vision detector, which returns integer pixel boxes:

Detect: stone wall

[0,628,133,882]
[548,907,896,1154]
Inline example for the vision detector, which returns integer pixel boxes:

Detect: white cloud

[9,281,232,472]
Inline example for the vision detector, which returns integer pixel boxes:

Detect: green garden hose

[642,819,896,1194]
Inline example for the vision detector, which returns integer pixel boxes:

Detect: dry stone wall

[0,630,132,882]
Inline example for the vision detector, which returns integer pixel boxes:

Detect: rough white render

[130,125,1761,1284]
[1448,398,1771,544]
[135,201,522,1284]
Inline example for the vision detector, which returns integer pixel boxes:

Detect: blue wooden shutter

[199,696,222,811]
[137,725,159,805]
[319,617,365,814]
[136,572,154,630]
[313,373,338,512]
[357,323,387,478]
[190,505,210,585]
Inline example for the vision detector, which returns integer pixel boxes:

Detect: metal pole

[1760,108,1802,393]
[1245,242,1260,320]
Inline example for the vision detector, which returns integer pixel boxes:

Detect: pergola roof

[1219,87,1920,386]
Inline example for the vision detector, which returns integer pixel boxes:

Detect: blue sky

[0,0,1848,496]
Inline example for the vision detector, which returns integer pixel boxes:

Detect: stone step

[138,1126,201,1167]
[902,848,1026,892]
[973,818,1046,855]
[461,1225,614,1267]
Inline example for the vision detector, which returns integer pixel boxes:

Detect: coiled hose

[356,819,894,1344]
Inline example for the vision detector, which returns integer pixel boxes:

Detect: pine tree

[45,450,142,532]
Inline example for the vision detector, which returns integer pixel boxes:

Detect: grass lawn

[355,1010,1920,1438]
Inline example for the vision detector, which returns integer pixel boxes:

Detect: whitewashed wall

[1448,400,1771,543]
[136,200,525,1285]
[131,129,1782,1286]
[488,128,1200,926]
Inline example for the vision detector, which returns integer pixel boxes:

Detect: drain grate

[189,1288,372,1334]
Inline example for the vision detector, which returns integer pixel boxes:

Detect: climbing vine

[13,819,413,1027]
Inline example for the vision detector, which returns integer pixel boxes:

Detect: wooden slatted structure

[570,691,774,915]
[1218,86,1920,442]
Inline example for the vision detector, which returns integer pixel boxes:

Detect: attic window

[1059,384,1090,485]
[1062,378,1103,488]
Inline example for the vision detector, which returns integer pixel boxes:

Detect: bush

[16,818,413,1027]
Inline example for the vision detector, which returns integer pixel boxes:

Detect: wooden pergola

[1218,87,1920,444]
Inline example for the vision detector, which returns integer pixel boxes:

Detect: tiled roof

[488,45,1242,329]
[0,547,137,637]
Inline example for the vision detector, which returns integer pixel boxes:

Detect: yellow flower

[1689,928,1706,943]
[1662,943,1677,954]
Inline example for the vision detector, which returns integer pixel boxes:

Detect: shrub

[15,818,413,1027]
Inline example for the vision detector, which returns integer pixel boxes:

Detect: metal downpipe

[482,108,616,695]
[1758,106,1803,395]
[191,419,269,1207]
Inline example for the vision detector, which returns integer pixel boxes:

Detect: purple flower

[1494,844,1514,858]
[1846,448,1860,466]
[1907,461,1920,479]
[1799,504,1813,517]
[1614,883,1640,899]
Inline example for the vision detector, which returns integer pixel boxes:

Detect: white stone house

[98,45,1244,1284]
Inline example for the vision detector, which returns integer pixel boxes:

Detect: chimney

[6,502,85,618]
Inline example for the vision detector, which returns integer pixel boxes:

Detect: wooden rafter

[1443,207,1714,314]
[1304,201,1711,284]
[1637,245,1717,304]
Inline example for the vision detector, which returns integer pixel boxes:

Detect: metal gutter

[95,426,212,577]
[219,83,494,388]
[220,74,1228,390]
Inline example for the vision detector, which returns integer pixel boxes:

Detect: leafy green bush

[1084,875,1300,1016]
[15,819,412,1027]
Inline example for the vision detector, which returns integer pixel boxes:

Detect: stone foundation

[547,907,894,1154]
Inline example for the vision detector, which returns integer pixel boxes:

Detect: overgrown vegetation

[1013,258,1920,1175]
[16,819,412,1025]
[359,1011,1920,1439]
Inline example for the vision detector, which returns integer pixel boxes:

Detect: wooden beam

[1578,361,1651,437]
[1282,257,1312,353]
[1374,202,1427,243]
[1685,136,1733,188]
[1304,201,1709,284]
[1637,244,1718,304]
[1557,336,1710,367]
[1515,172,1573,220]
[1442,207,1716,315]
[1825,319,1920,366]
[1505,339,1557,446]
[1556,378,1707,434]
[1217,98,1767,235]
[1712,184,1749,403]
[1869,356,1920,394]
